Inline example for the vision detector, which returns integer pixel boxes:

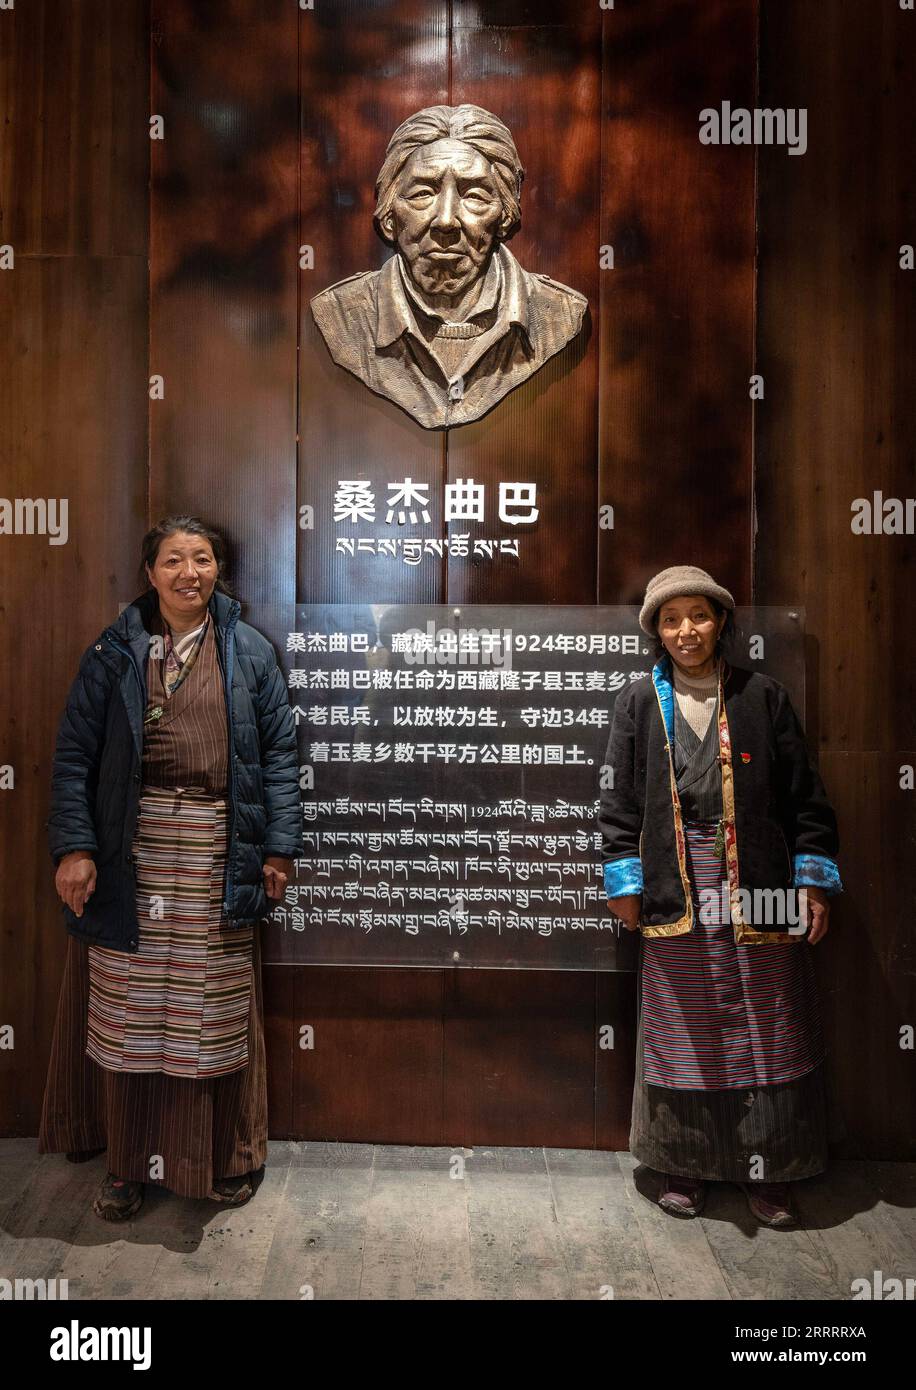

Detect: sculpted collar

[375,243,532,350]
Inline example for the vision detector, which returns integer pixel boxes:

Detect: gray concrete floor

[1,1139,914,1300]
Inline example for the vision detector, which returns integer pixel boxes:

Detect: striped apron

[629,819,839,1183]
[86,786,253,1077]
[86,608,253,1079]
[640,819,825,1089]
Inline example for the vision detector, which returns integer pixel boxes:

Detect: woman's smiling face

[145,531,218,614]
[656,594,726,677]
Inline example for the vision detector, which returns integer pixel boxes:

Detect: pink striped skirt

[86,785,253,1078]
[640,819,825,1090]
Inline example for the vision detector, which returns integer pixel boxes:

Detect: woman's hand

[607,894,642,931]
[263,855,292,901]
[55,851,97,918]
[804,886,831,944]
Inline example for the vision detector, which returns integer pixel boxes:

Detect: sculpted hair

[373,104,525,244]
[138,515,236,597]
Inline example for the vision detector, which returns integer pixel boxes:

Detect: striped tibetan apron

[86,786,253,1077]
[86,608,253,1079]
[639,819,825,1090]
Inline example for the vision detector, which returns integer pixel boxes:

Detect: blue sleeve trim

[794,854,843,896]
[651,657,675,745]
[604,857,644,898]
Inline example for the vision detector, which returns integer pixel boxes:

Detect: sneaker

[658,1172,706,1217]
[92,1172,143,1222]
[741,1181,796,1227]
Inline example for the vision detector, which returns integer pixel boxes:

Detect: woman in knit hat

[597,566,843,1227]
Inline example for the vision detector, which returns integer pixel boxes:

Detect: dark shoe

[66,1147,106,1163]
[658,1172,706,1217]
[741,1181,796,1228]
[209,1172,254,1206]
[93,1172,144,1222]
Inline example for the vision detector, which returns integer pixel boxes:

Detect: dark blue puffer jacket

[46,586,302,952]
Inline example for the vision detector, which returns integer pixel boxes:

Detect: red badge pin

[740,751,752,763]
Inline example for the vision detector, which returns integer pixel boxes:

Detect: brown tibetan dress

[38,608,268,1199]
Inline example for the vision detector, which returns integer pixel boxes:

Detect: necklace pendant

[144,705,163,724]
[713,817,725,859]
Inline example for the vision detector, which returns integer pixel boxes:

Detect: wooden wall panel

[595,970,640,1152]
[812,754,916,1159]
[0,0,149,1136]
[755,0,916,1160]
[443,969,597,1149]
[271,966,447,1146]
[285,0,758,1148]
[756,0,916,752]
[598,0,758,609]
[149,0,299,647]
[7,0,909,1163]
[0,0,148,257]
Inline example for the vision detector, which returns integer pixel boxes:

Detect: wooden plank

[797,1161,916,1301]
[595,969,638,1151]
[699,1182,844,1301]
[617,1153,733,1300]
[260,1143,374,1300]
[0,0,149,1142]
[355,1144,474,1299]
[598,0,757,606]
[0,0,149,256]
[150,0,298,642]
[755,0,916,751]
[0,1154,102,1283]
[545,1147,660,1300]
[444,968,595,1147]
[0,254,148,1137]
[282,966,445,1144]
[811,753,916,1161]
[465,1146,573,1299]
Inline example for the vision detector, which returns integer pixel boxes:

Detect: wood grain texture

[272,965,446,1145]
[0,0,150,1136]
[811,754,916,1161]
[598,0,758,609]
[755,0,916,753]
[755,0,916,1161]
[4,1139,914,1300]
[150,0,299,645]
[0,0,149,256]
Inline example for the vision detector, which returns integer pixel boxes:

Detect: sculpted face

[310,104,589,428]
[388,138,504,301]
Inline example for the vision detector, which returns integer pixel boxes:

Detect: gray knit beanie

[638,565,735,637]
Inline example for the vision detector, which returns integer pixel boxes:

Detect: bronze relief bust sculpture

[310,104,588,430]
